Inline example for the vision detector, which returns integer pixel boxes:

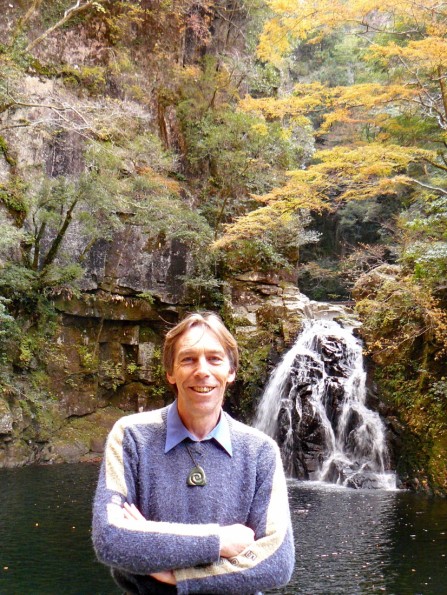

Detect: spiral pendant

[187,465,207,486]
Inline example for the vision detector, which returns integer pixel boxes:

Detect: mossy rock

[352,264,401,301]
[0,440,34,468]
[39,407,124,463]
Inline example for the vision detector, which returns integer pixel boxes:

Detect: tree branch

[26,1,104,52]
[438,65,447,123]
[32,221,47,270]
[421,157,447,173]
[41,198,79,268]
[406,177,447,196]
[10,0,43,46]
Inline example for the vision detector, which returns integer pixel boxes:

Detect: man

[92,312,295,594]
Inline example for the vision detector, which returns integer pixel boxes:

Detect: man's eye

[181,357,194,364]
[209,356,223,363]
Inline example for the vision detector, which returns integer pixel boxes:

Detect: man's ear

[166,372,176,385]
[227,370,236,384]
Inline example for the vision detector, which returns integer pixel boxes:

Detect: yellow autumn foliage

[239,87,326,120]
[219,0,447,255]
[259,0,447,64]
[240,83,416,133]
[368,38,447,70]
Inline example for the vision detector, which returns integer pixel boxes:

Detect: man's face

[166,325,235,421]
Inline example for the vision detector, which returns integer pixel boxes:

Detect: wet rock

[323,460,351,484]
[344,410,362,440]
[345,471,384,490]
[90,436,106,454]
[42,439,90,464]
[39,407,123,464]
[324,378,344,424]
[0,441,34,468]
[55,293,159,321]
[0,398,13,435]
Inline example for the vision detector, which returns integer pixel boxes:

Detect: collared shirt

[164,400,232,456]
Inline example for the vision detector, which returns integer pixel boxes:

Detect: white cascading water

[254,316,396,490]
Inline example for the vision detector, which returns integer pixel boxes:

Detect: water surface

[0,463,115,595]
[281,480,447,595]
[1,465,446,594]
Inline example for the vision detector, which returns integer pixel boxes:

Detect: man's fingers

[151,571,177,585]
[219,523,255,558]
[123,502,146,522]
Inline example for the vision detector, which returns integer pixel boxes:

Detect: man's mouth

[191,386,215,393]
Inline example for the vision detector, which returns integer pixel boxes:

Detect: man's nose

[193,355,210,376]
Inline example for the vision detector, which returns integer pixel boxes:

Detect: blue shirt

[164,400,233,456]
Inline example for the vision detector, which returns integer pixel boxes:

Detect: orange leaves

[137,166,181,195]
[239,82,328,122]
[259,0,447,63]
[240,82,417,134]
[368,38,447,71]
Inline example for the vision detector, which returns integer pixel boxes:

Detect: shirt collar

[165,400,232,456]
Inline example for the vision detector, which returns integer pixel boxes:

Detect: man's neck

[177,406,221,441]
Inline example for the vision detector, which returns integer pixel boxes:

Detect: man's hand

[218,524,255,558]
[151,570,177,585]
[123,502,146,523]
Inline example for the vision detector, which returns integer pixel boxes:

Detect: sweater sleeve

[91,415,221,574]
[174,440,295,595]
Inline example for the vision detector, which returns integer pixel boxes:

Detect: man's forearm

[174,443,295,594]
[122,502,255,583]
[174,525,294,595]
[93,496,222,575]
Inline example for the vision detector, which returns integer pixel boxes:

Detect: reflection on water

[0,465,446,594]
[269,481,447,595]
[280,481,397,594]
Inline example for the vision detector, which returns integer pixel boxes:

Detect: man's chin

[186,393,223,411]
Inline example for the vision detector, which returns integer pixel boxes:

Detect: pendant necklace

[185,443,207,486]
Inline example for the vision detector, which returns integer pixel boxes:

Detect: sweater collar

[164,400,232,456]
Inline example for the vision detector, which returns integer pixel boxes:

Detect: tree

[0,131,214,297]
[220,0,447,288]
[24,1,107,52]
[174,54,318,270]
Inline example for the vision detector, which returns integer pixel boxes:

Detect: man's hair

[163,312,239,375]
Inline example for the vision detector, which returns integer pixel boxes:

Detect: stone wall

[0,267,310,466]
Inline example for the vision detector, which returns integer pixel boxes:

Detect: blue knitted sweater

[92,406,295,594]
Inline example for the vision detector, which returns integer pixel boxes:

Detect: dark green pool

[0,464,446,594]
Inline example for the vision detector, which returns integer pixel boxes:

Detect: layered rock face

[0,247,310,467]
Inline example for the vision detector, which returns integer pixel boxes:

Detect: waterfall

[255,315,396,490]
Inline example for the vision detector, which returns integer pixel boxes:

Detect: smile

[192,386,215,393]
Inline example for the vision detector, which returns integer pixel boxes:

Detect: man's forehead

[175,325,225,352]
